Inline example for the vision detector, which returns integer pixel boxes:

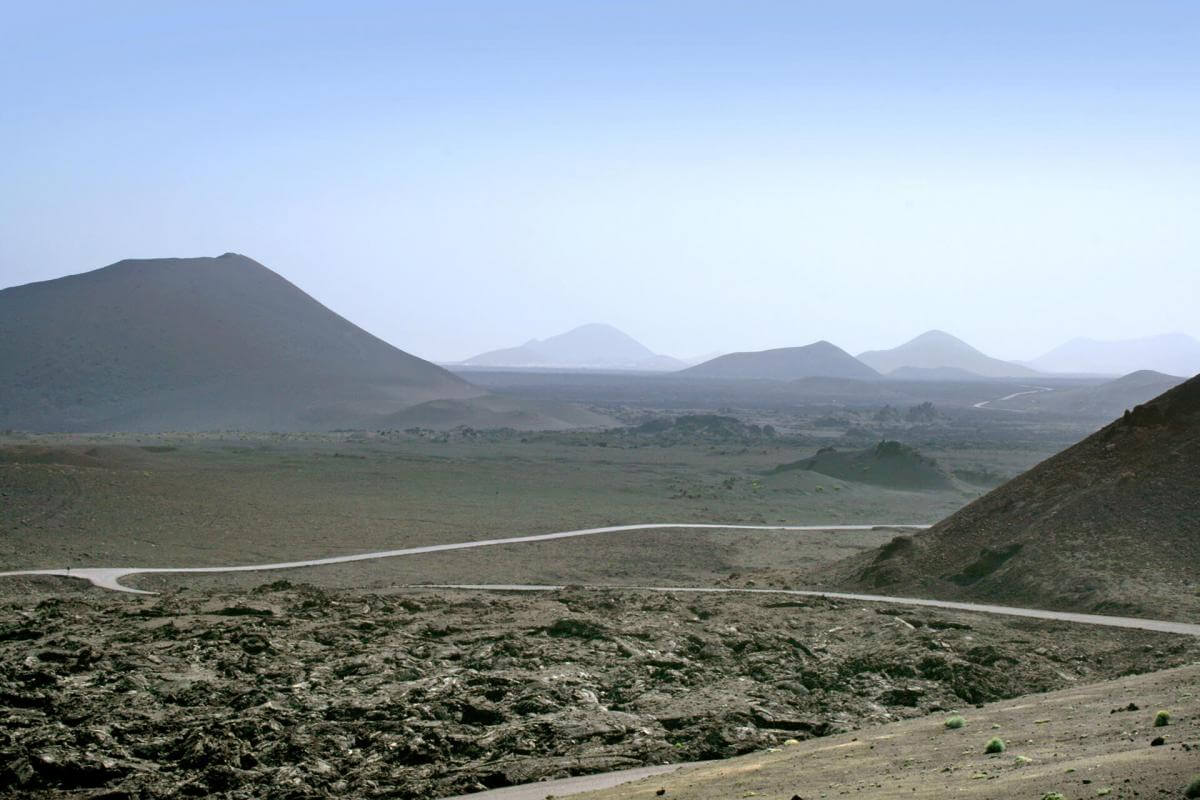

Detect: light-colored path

[0,523,928,594]
[972,385,1054,409]
[4,522,1197,636]
[438,762,716,800]
[418,584,1200,637]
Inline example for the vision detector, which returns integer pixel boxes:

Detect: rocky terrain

[1,583,1196,799]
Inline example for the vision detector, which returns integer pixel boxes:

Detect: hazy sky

[1,1,1197,362]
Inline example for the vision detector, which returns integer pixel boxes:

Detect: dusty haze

[1,2,1198,363]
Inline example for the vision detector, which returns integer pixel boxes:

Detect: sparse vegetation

[1041,793,1065,800]
[1185,775,1200,799]
[984,736,1006,754]
[771,440,954,490]
[944,715,966,729]
[1154,709,1171,727]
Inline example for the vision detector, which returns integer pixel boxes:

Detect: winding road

[972,385,1054,409]
[2,522,1198,637]
[0,523,927,594]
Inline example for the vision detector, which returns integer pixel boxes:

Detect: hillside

[771,441,955,490]
[682,341,879,380]
[461,323,685,371]
[985,370,1186,419]
[568,665,1200,800]
[1030,332,1200,376]
[0,254,484,431]
[858,330,1038,378]
[824,373,1200,621]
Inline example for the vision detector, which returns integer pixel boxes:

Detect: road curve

[972,385,1054,409]
[0,523,928,594]
[2,520,1197,637]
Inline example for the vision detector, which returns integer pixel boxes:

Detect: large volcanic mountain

[0,254,485,431]
[824,373,1200,622]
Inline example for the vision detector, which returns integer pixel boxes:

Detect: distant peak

[912,329,961,342]
[567,322,622,333]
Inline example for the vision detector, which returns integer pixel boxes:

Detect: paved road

[0,523,928,594]
[418,583,1200,637]
[3,521,1197,636]
[972,385,1054,409]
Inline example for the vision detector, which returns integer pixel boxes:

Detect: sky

[1,1,1197,363]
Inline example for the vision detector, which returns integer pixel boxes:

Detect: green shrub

[944,715,966,729]
[984,736,1006,754]
[1153,709,1170,727]
[1185,775,1200,799]
[1042,793,1066,800]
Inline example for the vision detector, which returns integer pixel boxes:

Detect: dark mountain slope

[682,341,879,380]
[0,254,483,431]
[822,373,1200,621]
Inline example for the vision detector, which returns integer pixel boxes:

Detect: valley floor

[3,427,1193,799]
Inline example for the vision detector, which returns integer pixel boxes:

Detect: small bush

[1185,775,1200,799]
[1042,793,1066,800]
[944,715,966,729]
[1153,709,1170,727]
[984,736,1006,754]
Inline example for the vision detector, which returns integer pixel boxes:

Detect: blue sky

[1,1,1197,361]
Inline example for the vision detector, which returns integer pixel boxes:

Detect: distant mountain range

[0,254,597,431]
[456,326,1200,384]
[1028,332,1200,377]
[459,323,686,371]
[681,341,879,380]
[858,330,1038,378]
[680,331,1030,383]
